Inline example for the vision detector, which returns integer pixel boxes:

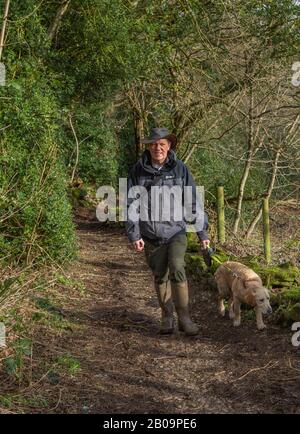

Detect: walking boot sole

[159,318,175,335]
[178,323,199,336]
[159,328,175,335]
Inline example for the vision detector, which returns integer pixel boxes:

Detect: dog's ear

[244,280,260,290]
[244,290,257,307]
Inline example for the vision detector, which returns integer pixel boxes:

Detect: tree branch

[48,0,71,42]
[0,0,10,61]
[69,114,80,184]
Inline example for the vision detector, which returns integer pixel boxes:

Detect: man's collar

[151,157,169,169]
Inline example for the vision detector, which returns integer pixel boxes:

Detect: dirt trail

[28,215,300,413]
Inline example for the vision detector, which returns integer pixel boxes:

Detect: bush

[0,61,76,264]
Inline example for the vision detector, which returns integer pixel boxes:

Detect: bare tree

[245,148,281,238]
[245,113,300,237]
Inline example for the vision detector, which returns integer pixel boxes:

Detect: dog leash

[204,248,262,285]
[201,247,242,280]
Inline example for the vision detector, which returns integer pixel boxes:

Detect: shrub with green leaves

[0,0,77,265]
[0,66,76,264]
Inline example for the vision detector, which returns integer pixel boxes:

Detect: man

[125,127,209,336]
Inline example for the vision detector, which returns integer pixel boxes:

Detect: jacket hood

[138,149,177,174]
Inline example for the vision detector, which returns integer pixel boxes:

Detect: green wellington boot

[171,281,199,336]
[154,280,175,334]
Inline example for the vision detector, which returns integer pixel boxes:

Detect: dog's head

[254,287,272,315]
[245,282,272,315]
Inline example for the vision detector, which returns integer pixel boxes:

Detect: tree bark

[48,0,71,42]
[133,109,144,159]
[69,114,80,184]
[126,83,146,159]
[0,0,10,61]
[263,198,271,264]
[217,185,226,243]
[233,83,254,234]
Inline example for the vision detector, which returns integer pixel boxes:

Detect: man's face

[148,139,171,164]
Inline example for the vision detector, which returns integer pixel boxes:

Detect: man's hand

[133,239,145,252]
[200,239,210,250]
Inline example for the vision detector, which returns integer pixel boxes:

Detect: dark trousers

[144,233,187,284]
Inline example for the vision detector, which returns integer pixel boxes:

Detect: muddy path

[17,215,300,414]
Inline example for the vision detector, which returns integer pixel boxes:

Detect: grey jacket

[125,149,209,243]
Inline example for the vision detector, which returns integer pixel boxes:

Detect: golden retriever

[214,261,272,330]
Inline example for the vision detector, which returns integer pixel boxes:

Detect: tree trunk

[69,114,80,184]
[263,198,271,264]
[233,84,254,234]
[217,185,226,243]
[126,83,146,159]
[175,128,190,153]
[0,0,10,61]
[48,0,71,42]
[245,149,280,238]
[182,142,198,163]
[133,110,144,159]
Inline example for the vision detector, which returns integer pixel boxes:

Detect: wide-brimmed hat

[141,127,177,149]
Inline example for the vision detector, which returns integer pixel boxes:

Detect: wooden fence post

[263,197,271,264]
[217,185,225,243]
